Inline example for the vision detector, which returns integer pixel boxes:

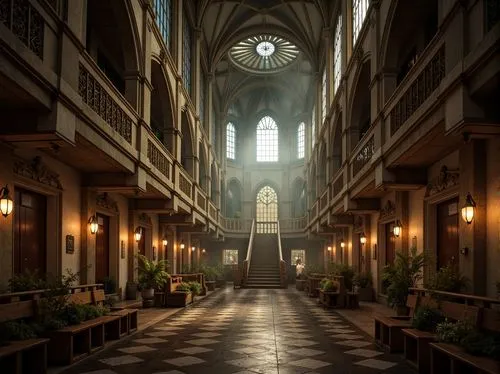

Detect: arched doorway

[256,186,278,233]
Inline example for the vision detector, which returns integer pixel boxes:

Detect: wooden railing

[332,171,344,198]
[0,284,103,304]
[0,0,44,59]
[390,46,445,136]
[352,135,374,177]
[277,221,287,288]
[242,219,256,287]
[147,137,172,179]
[220,217,253,232]
[78,61,134,144]
[409,288,500,309]
[320,188,328,211]
[178,168,192,198]
[279,217,307,232]
[256,221,277,234]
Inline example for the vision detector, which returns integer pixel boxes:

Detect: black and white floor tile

[60,288,414,374]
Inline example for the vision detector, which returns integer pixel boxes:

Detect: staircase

[245,234,282,289]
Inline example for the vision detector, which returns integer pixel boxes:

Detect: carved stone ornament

[138,213,153,226]
[426,165,459,197]
[96,193,119,214]
[379,200,396,220]
[14,156,63,189]
[354,215,364,231]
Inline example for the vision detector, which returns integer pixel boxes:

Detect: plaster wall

[486,138,500,297]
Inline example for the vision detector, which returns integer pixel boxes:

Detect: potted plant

[188,281,202,300]
[202,265,217,291]
[318,279,341,308]
[385,248,425,315]
[353,272,374,301]
[425,263,469,293]
[137,254,169,307]
[329,263,355,291]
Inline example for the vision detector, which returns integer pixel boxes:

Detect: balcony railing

[320,189,328,211]
[389,45,445,136]
[196,190,207,211]
[279,217,307,232]
[352,135,375,177]
[147,137,172,180]
[178,168,192,199]
[208,201,217,221]
[78,62,133,144]
[256,221,277,234]
[220,218,253,232]
[0,0,44,58]
[332,172,344,198]
[310,200,318,222]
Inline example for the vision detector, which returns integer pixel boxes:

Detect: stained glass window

[256,116,278,162]
[183,14,192,95]
[226,122,235,160]
[297,122,305,159]
[322,69,327,124]
[256,186,278,233]
[334,15,342,95]
[353,0,370,46]
[154,0,172,50]
[223,249,238,265]
[311,106,316,149]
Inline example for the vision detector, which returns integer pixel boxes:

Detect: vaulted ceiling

[196,0,338,122]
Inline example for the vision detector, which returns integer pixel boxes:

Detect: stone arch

[198,142,208,192]
[86,0,141,107]
[226,178,242,218]
[291,177,306,218]
[181,111,195,177]
[380,0,438,101]
[330,111,343,177]
[150,59,175,153]
[347,59,371,153]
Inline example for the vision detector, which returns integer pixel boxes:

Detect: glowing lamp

[180,241,185,250]
[327,246,332,252]
[191,246,196,252]
[134,227,142,242]
[88,215,99,234]
[162,236,168,246]
[340,239,345,249]
[393,220,402,238]
[0,185,13,218]
[461,192,476,224]
[360,232,367,245]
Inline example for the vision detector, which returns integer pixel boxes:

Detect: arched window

[322,68,327,124]
[311,106,316,149]
[226,122,235,159]
[256,186,278,233]
[154,0,173,50]
[182,14,192,95]
[297,122,305,159]
[256,116,278,162]
[353,0,370,46]
[333,15,342,95]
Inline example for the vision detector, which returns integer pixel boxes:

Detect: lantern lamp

[461,192,476,224]
[340,239,345,249]
[162,236,168,247]
[0,185,13,218]
[202,248,206,254]
[191,246,196,252]
[134,227,142,242]
[180,241,185,250]
[360,232,367,245]
[88,215,99,234]
[393,220,402,238]
[327,246,332,252]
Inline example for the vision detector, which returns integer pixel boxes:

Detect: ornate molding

[14,156,63,190]
[354,215,364,232]
[138,213,153,226]
[96,193,119,214]
[426,166,459,197]
[379,200,396,221]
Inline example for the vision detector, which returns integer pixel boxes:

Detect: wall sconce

[202,248,206,254]
[327,246,332,252]
[88,215,98,234]
[134,227,142,242]
[340,239,345,249]
[461,192,476,224]
[393,220,402,238]
[180,240,185,250]
[162,236,168,247]
[360,232,367,245]
[191,246,196,252]
[0,185,13,218]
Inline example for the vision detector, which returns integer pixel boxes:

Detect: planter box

[358,287,374,302]
[166,291,193,307]
[206,281,216,291]
[296,279,306,291]
[216,279,227,288]
[319,290,341,308]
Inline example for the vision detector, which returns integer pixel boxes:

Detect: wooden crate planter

[296,279,306,291]
[430,342,500,374]
[172,273,208,296]
[403,329,436,373]
[166,291,193,307]
[0,338,49,374]
[319,290,341,308]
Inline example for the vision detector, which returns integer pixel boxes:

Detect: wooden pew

[0,300,49,374]
[164,277,193,307]
[93,290,138,336]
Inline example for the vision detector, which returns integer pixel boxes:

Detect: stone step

[244,284,282,289]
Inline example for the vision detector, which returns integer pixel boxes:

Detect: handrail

[242,219,256,286]
[409,287,500,308]
[277,221,287,288]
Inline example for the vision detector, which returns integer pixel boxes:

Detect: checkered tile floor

[60,288,414,374]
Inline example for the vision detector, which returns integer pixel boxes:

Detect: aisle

[61,288,414,374]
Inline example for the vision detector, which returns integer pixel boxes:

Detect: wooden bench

[95,290,138,336]
[374,294,419,352]
[44,289,121,365]
[164,277,193,307]
[402,299,480,373]
[172,273,208,296]
[0,294,49,374]
[429,307,500,374]
[307,276,325,298]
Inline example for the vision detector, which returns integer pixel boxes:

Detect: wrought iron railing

[390,46,445,136]
[352,135,374,177]
[178,169,192,198]
[147,138,171,179]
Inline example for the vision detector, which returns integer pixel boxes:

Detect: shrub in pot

[137,254,169,302]
[353,272,374,301]
[425,263,469,293]
[411,305,444,332]
[188,282,202,300]
[329,263,355,290]
[321,279,340,293]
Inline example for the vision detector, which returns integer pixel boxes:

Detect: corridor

[62,289,414,374]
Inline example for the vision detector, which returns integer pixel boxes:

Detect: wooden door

[385,222,396,265]
[95,214,110,282]
[14,188,47,275]
[138,227,146,256]
[437,197,459,269]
